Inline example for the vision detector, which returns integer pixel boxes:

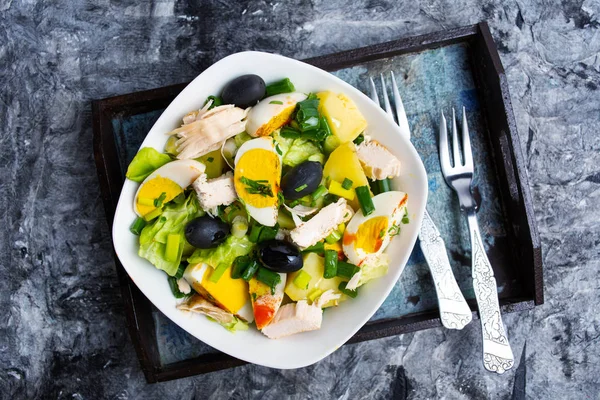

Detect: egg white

[234,137,282,227]
[245,92,307,137]
[343,191,408,265]
[133,158,206,216]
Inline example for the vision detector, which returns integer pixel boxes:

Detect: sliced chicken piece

[168,105,249,160]
[261,290,340,339]
[177,294,235,325]
[290,198,348,248]
[356,140,401,180]
[192,171,237,210]
[261,300,322,339]
[249,274,286,330]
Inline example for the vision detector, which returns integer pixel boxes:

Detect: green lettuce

[207,316,249,332]
[273,131,325,167]
[138,193,203,276]
[126,147,172,182]
[187,235,254,267]
[357,253,390,287]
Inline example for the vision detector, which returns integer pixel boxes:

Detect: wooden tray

[92,22,542,382]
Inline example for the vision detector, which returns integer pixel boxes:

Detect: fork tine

[380,74,394,121]
[461,107,474,170]
[451,108,461,167]
[390,71,410,140]
[368,77,380,106]
[439,111,451,176]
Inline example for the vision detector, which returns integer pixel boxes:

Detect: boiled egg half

[134,159,205,217]
[245,92,307,137]
[342,191,408,266]
[234,137,282,226]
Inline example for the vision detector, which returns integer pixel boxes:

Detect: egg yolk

[234,148,280,208]
[352,216,389,254]
[136,176,182,216]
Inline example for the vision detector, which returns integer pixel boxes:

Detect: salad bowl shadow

[112,51,428,369]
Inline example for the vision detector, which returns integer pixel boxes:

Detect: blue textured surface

[110,43,518,366]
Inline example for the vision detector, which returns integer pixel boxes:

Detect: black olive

[281,161,323,200]
[184,215,230,249]
[258,240,303,273]
[221,74,266,108]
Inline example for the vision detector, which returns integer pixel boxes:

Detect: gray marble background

[1,0,599,399]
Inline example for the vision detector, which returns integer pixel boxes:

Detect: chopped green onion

[322,193,339,207]
[265,78,296,96]
[231,215,249,238]
[240,176,273,197]
[280,126,301,139]
[295,184,308,193]
[275,144,283,155]
[206,157,214,163]
[165,234,180,262]
[154,192,167,207]
[174,263,187,280]
[296,98,320,131]
[231,256,250,279]
[308,288,323,302]
[402,209,410,224]
[242,260,260,281]
[248,224,263,243]
[341,178,353,190]
[324,250,338,279]
[355,186,375,216]
[301,242,325,254]
[337,261,359,279]
[325,230,341,244]
[338,281,358,298]
[258,224,279,242]
[320,116,332,137]
[269,100,283,105]
[255,267,282,293]
[209,262,230,283]
[311,185,327,200]
[130,217,146,235]
[168,276,187,299]
[293,270,312,289]
[377,178,392,193]
[137,197,155,207]
[388,223,401,237]
[204,95,222,109]
[143,208,163,221]
[353,134,365,145]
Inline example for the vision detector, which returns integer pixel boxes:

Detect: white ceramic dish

[112,51,428,369]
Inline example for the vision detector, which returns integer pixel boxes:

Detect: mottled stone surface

[2,1,599,399]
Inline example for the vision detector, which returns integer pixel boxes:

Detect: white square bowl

[112,51,428,369]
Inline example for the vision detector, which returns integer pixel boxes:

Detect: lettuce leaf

[357,253,390,287]
[187,235,254,267]
[138,193,203,276]
[126,147,172,182]
[273,131,324,167]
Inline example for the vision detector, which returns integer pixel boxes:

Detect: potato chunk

[316,91,367,144]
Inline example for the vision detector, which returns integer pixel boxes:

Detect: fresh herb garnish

[341,178,353,190]
[207,157,214,163]
[353,134,365,145]
[379,229,385,238]
[401,209,410,224]
[388,224,400,237]
[275,143,283,155]
[295,184,308,192]
[240,177,274,197]
[154,192,167,207]
[269,100,283,105]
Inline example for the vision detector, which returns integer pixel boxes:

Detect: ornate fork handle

[467,211,514,374]
[419,209,472,329]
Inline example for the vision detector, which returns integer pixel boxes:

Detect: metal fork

[439,108,514,374]
[369,73,472,330]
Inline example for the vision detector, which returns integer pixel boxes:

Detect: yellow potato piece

[317,91,367,143]
[196,149,227,179]
[323,142,369,209]
[190,265,250,314]
[285,253,347,308]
